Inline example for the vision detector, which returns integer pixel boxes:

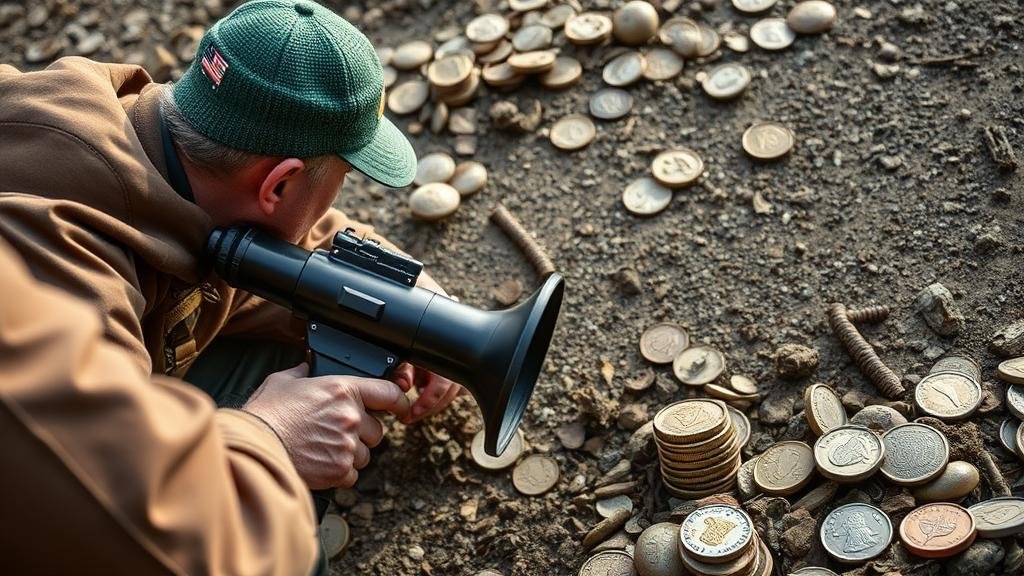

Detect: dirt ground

[2,0,1023,574]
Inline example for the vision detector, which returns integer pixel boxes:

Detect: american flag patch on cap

[200,44,229,89]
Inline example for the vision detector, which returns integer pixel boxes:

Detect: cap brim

[339,116,416,188]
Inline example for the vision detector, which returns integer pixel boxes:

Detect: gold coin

[438,68,481,107]
[512,454,560,495]
[672,345,725,386]
[659,17,702,58]
[639,322,690,364]
[602,51,647,87]
[392,40,434,71]
[482,63,523,87]
[654,399,728,444]
[643,47,684,81]
[728,406,751,448]
[657,429,736,459]
[540,56,583,90]
[449,161,488,197]
[704,383,759,403]
[542,5,577,29]
[742,121,795,160]
[512,25,553,52]
[702,62,751,100]
[414,152,456,185]
[662,445,740,474]
[466,14,509,44]
[662,460,740,488]
[914,371,982,421]
[662,476,736,499]
[477,39,513,65]
[435,36,475,61]
[622,177,672,216]
[753,441,814,495]
[813,425,886,483]
[652,148,704,188]
[427,54,474,89]
[729,375,758,395]
[787,0,837,35]
[507,50,557,74]
[550,114,596,151]
[565,13,613,45]
[749,18,796,51]
[803,383,847,436]
[387,79,430,115]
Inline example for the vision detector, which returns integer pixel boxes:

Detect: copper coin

[880,423,949,486]
[998,357,1024,385]
[612,0,660,45]
[409,183,460,221]
[702,62,751,100]
[603,51,647,87]
[787,0,837,35]
[968,497,1024,538]
[1007,385,1024,420]
[427,54,474,89]
[540,56,583,89]
[622,177,672,216]
[513,25,553,52]
[550,114,596,151]
[466,14,509,44]
[414,152,456,185]
[512,454,560,495]
[565,13,613,45]
[820,503,892,563]
[813,425,885,483]
[754,441,815,496]
[643,48,684,81]
[679,505,755,564]
[578,550,637,576]
[999,419,1021,456]
[387,79,430,115]
[803,383,847,436]
[672,345,726,386]
[653,399,728,444]
[743,121,795,159]
[732,0,779,14]
[449,161,488,197]
[914,371,982,421]
[652,148,704,188]
[477,39,513,65]
[392,40,433,70]
[729,375,758,395]
[749,18,795,51]
[728,406,751,448]
[320,514,350,558]
[508,50,557,74]
[640,322,690,364]
[471,428,524,470]
[899,503,976,558]
[659,17,702,58]
[590,88,634,120]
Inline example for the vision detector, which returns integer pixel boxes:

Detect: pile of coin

[678,505,773,576]
[997,357,1024,461]
[653,399,743,498]
[913,356,983,422]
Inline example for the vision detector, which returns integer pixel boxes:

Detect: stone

[792,481,838,514]
[849,405,908,432]
[625,421,656,464]
[488,99,542,133]
[582,508,631,549]
[596,460,632,487]
[760,394,795,425]
[913,283,965,336]
[781,412,811,441]
[737,457,759,501]
[946,540,1006,576]
[746,496,789,552]
[556,421,586,449]
[879,487,916,518]
[991,321,1024,358]
[611,266,642,296]
[493,278,523,306]
[841,389,872,413]
[781,509,816,559]
[978,381,1002,414]
[912,461,979,503]
[774,344,819,379]
[617,404,647,431]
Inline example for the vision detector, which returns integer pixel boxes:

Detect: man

[0,0,458,569]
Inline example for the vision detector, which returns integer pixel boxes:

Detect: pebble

[556,421,586,449]
[912,461,979,503]
[786,0,837,35]
[774,344,819,379]
[913,283,964,336]
[946,540,1006,576]
[625,421,656,463]
[617,404,647,431]
[449,161,487,196]
[409,183,460,221]
[781,508,816,558]
[612,1,660,45]
[583,508,631,549]
[24,37,62,64]
[793,481,838,513]
[392,40,433,70]
[414,152,456,185]
[388,80,430,115]
[737,457,759,500]
[849,405,908,432]
[990,320,1024,358]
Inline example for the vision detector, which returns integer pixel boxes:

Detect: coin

[320,514,350,558]
[409,182,461,221]
[929,356,981,382]
[696,25,722,57]
[1007,385,1024,420]
[513,25,553,52]
[790,569,839,576]
[435,36,475,61]
[550,114,596,151]
[509,0,548,11]
[654,399,728,444]
[466,14,509,44]
[471,428,524,470]
[579,550,637,576]
[999,419,1021,456]
[566,13,614,45]
[914,371,982,421]
[438,68,481,107]
[678,532,758,576]
[662,474,737,499]
[477,39,513,65]
[968,497,1024,538]
[679,505,754,564]
[482,63,523,87]
[643,48,684,81]
[803,383,847,436]
[724,32,750,53]
[704,383,759,403]
[660,17,703,58]
[651,148,704,188]
[634,523,685,576]
[603,51,647,87]
[414,152,456,185]
[899,503,976,558]
[787,0,837,35]
[998,358,1024,385]
[672,346,726,386]
[813,425,885,483]
[508,50,557,74]
[1017,422,1024,461]
[732,0,779,14]
[540,56,583,89]
[542,5,577,29]
[879,423,949,486]
[612,1,660,45]
[749,18,796,51]
[618,177,669,217]
[590,88,634,120]
[596,495,634,518]
[392,40,433,71]
[702,63,751,100]
[820,503,892,563]
[728,375,757,396]
[754,441,814,496]
[728,406,751,448]
[512,454,560,495]
[743,121,795,160]
[427,54,474,89]
[387,80,430,115]
[639,323,690,364]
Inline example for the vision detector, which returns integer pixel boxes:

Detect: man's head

[165,0,415,240]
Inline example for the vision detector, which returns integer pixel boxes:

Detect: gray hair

[159,87,333,183]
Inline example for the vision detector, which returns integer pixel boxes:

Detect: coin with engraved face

[813,425,885,483]
[589,88,634,120]
[679,505,754,563]
[652,148,704,189]
[880,423,949,486]
[640,322,690,364]
[634,523,685,576]
[998,358,1024,385]
[643,48,684,81]
[914,371,982,421]
[512,454,560,496]
[550,114,596,151]
[603,51,647,87]
[702,63,751,100]
[623,177,673,217]
[466,14,509,44]
[969,497,1024,538]
[673,345,726,386]
[899,503,976,558]
[578,550,637,576]
[754,441,815,496]
[654,399,728,444]
[803,383,847,436]
[820,503,892,563]
[742,121,795,160]
[566,13,614,45]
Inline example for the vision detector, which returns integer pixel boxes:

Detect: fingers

[391,362,416,393]
[406,371,462,423]
[352,442,371,470]
[358,412,384,448]
[351,378,411,422]
[338,467,359,488]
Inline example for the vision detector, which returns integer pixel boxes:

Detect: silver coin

[879,423,948,486]
[596,495,634,518]
[1000,419,1021,456]
[702,62,751,100]
[1006,385,1024,420]
[603,51,646,87]
[820,503,892,563]
[679,505,754,563]
[578,550,636,576]
[914,371,982,421]
[622,177,672,216]
[968,497,1024,538]
[731,0,779,14]
[749,18,796,51]
[589,88,634,120]
[790,568,840,576]
[813,425,885,483]
[634,523,685,576]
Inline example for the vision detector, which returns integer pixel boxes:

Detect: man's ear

[257,158,306,216]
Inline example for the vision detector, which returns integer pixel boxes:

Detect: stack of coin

[996,357,1024,461]
[678,505,773,576]
[426,53,481,107]
[914,355,983,422]
[653,399,742,498]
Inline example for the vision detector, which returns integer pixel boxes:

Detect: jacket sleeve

[0,239,318,575]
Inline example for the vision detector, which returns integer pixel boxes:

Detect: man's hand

[391,363,464,424]
[241,363,410,489]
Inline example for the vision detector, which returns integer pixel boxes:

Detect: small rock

[841,389,872,413]
[760,394,796,425]
[27,4,49,28]
[556,421,586,450]
[698,494,741,508]
[913,283,965,336]
[493,278,523,306]
[75,32,105,56]
[348,502,374,527]
[992,187,1012,203]
[878,153,903,169]
[582,508,631,549]
[591,530,631,553]
[774,344,819,380]
[878,41,900,62]
[617,403,647,431]
[947,540,1006,576]
[923,344,945,361]
[595,460,632,487]
[334,488,358,508]
[849,405,908,432]
[149,44,178,83]
[792,481,838,514]
[489,99,542,133]
[24,38,63,64]
[880,487,916,518]
[991,320,1024,358]
[781,412,811,441]
[746,496,789,553]
[978,381,1002,415]
[408,545,425,561]
[655,373,679,396]
[454,135,476,156]
[781,509,816,559]
[975,231,1004,254]
[873,63,901,79]
[610,266,642,296]
[737,457,759,501]
[912,460,979,503]
[448,107,477,135]
[624,421,656,464]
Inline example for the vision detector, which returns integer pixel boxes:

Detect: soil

[2,0,1023,575]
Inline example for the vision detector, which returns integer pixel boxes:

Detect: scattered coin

[432,102,451,136]
[911,460,979,503]
[414,152,457,185]
[659,17,703,58]
[392,40,434,70]
[513,25,553,52]
[387,79,430,115]
[732,0,779,14]
[1007,385,1024,420]
[409,182,461,221]
[435,36,475,61]
[879,423,949,486]
[449,161,488,196]
[787,0,837,34]
[704,383,758,403]
[550,114,596,151]
[634,523,685,576]
[509,0,548,11]
[729,375,758,396]
[596,495,634,518]
[696,25,722,57]
[320,514,350,558]
[540,56,583,89]
[542,5,577,29]
[728,406,751,447]
[621,177,672,217]
[968,497,1024,538]
[679,505,754,563]
[602,51,647,87]
[639,322,690,364]
[790,569,839,576]
[754,441,815,496]
[913,371,982,421]
[1016,421,1024,460]
[578,550,636,576]
[651,148,704,188]
[899,503,976,559]
[566,13,614,45]
[749,18,796,51]
[803,383,847,436]
[471,428,524,470]
[466,14,509,44]
[477,39,513,65]
[589,88,634,120]
[508,50,557,74]
[999,419,1021,456]
[643,48,684,81]
[427,54,474,89]
[673,345,726,385]
[930,355,981,382]
[998,357,1024,385]
[482,62,523,87]
[742,121,795,160]
[702,62,752,100]
[612,0,660,45]
[813,425,885,483]
[512,454,560,495]
[820,503,892,563]
[723,31,750,53]
[679,534,758,576]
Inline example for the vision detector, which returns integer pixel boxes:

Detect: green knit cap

[173,0,415,188]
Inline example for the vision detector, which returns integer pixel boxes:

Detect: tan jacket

[0,235,317,574]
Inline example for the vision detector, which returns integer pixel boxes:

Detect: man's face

[268,157,352,243]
